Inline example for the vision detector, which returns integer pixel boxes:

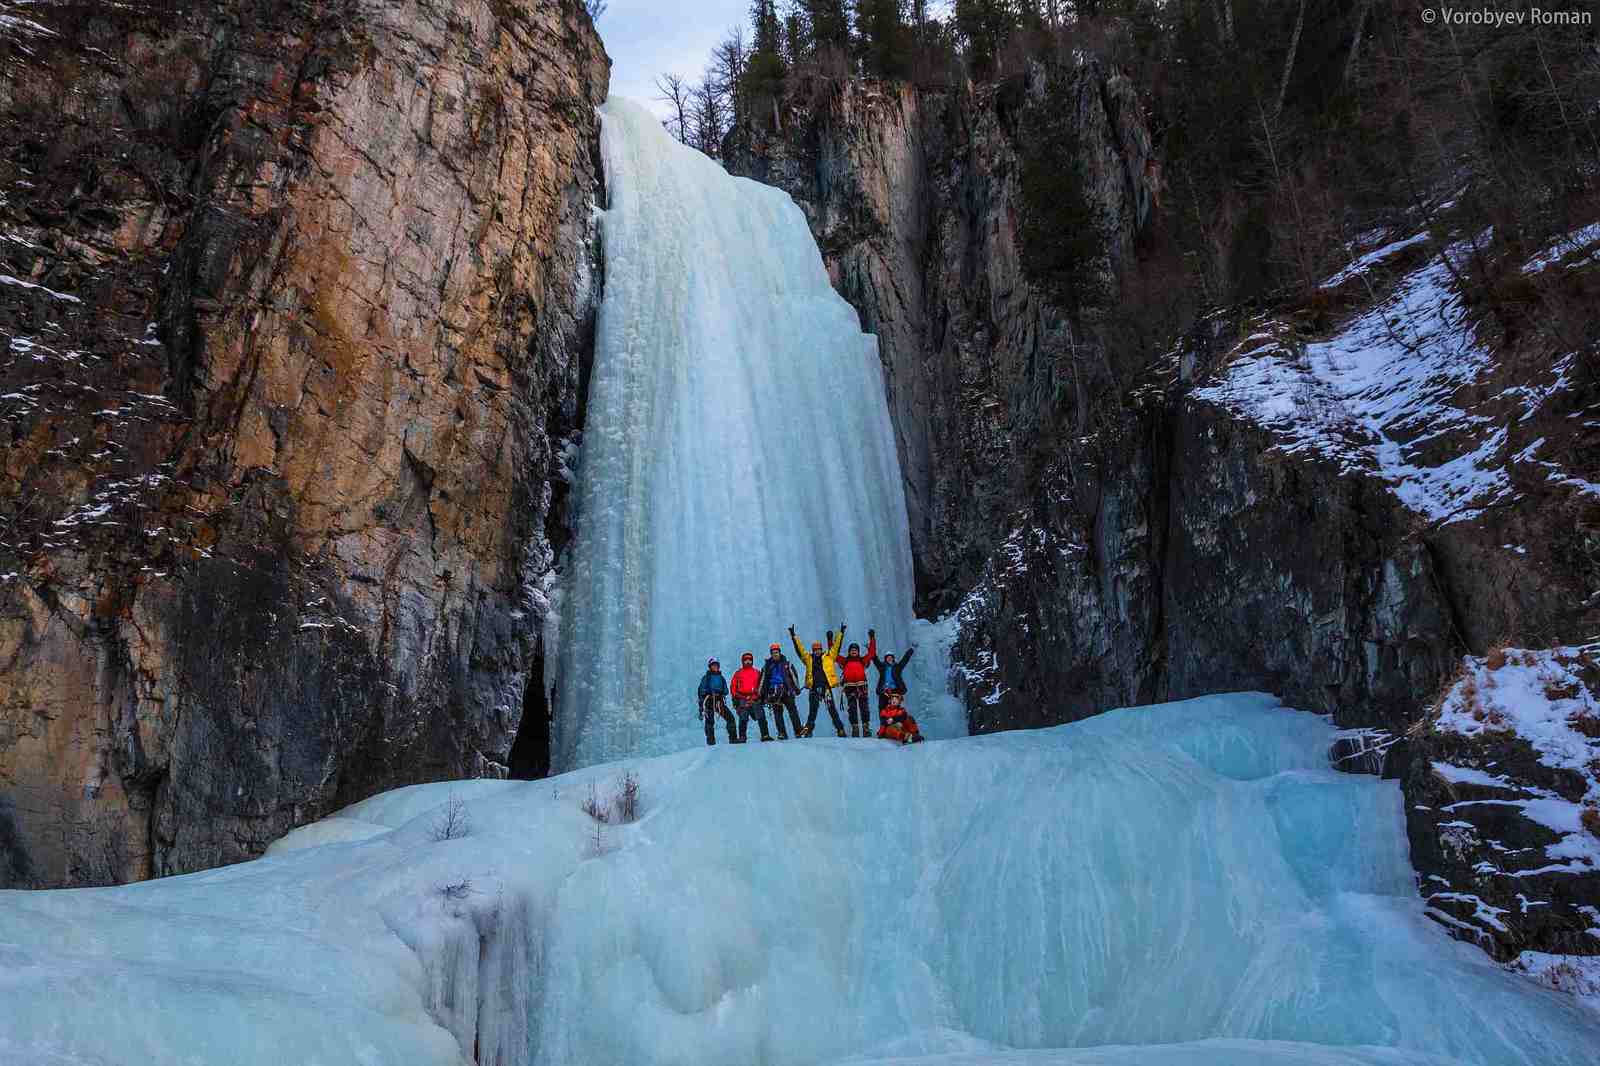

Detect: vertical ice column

[553,98,915,769]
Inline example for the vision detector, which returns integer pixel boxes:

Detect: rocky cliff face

[727,63,1600,960]
[0,0,609,887]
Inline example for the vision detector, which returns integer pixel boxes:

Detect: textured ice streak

[554,98,914,768]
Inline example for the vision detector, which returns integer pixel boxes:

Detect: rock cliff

[0,0,609,886]
[727,63,1600,960]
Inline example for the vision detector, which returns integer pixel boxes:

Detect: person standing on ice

[697,658,737,745]
[730,652,773,742]
[759,642,805,740]
[876,692,924,744]
[871,642,916,713]
[790,623,846,737]
[837,626,877,737]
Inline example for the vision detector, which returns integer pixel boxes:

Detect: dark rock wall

[0,0,610,885]
[727,62,1599,960]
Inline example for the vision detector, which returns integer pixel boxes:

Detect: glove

[868,628,876,640]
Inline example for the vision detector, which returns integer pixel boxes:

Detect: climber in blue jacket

[697,658,737,745]
[759,643,805,739]
[871,643,916,713]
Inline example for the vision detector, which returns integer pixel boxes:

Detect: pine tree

[806,0,851,51]
[855,0,912,80]
[746,0,788,128]
[954,0,1016,79]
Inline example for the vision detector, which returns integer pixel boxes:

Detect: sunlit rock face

[0,0,609,886]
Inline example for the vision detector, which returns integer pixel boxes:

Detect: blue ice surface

[1,693,1596,1065]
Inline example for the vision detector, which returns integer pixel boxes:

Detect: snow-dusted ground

[1192,251,1508,525]
[1432,643,1600,872]
[4,695,1597,1065]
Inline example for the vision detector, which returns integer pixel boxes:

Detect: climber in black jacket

[871,643,916,713]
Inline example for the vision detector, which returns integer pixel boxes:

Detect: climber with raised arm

[877,691,924,744]
[697,657,737,746]
[837,626,877,737]
[759,642,805,740]
[791,623,845,737]
[871,642,916,713]
[730,652,773,742]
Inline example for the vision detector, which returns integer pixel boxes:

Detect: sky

[595,0,753,115]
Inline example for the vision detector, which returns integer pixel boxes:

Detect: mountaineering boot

[760,734,774,742]
[836,727,847,737]
[850,723,860,738]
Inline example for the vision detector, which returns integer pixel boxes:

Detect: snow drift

[2,695,1596,1065]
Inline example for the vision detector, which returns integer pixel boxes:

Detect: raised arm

[866,630,877,662]
[900,646,916,667]
[790,626,809,664]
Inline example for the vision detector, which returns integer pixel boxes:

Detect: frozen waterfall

[553,98,917,769]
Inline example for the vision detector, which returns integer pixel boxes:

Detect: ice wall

[554,98,916,769]
[5,696,1596,1066]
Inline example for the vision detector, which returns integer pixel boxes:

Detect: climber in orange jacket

[876,692,923,745]
[790,623,845,737]
[730,652,773,742]
[837,626,877,737]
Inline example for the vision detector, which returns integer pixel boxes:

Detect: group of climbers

[695,622,923,746]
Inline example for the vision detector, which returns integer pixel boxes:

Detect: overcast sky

[596,0,752,115]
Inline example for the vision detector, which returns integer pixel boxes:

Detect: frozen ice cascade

[552,98,925,769]
[4,696,1599,1064]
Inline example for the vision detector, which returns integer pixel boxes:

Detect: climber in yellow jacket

[790,623,846,737]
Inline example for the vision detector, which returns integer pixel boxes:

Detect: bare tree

[1274,0,1307,117]
[1340,0,1373,91]
[655,73,692,143]
[430,793,470,842]
[691,76,730,156]
[710,26,750,126]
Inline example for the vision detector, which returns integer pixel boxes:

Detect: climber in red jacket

[837,626,877,737]
[730,652,773,742]
[876,692,923,745]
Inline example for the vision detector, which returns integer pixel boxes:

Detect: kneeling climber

[876,692,923,744]
[697,658,737,745]
[760,642,804,739]
[837,626,877,737]
[731,651,773,742]
[791,623,845,737]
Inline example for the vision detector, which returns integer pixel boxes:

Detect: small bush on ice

[614,770,640,823]
[579,772,641,824]
[581,782,610,824]
[1581,807,1600,840]
[430,793,470,842]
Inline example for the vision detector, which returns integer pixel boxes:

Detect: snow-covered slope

[3,695,1596,1065]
